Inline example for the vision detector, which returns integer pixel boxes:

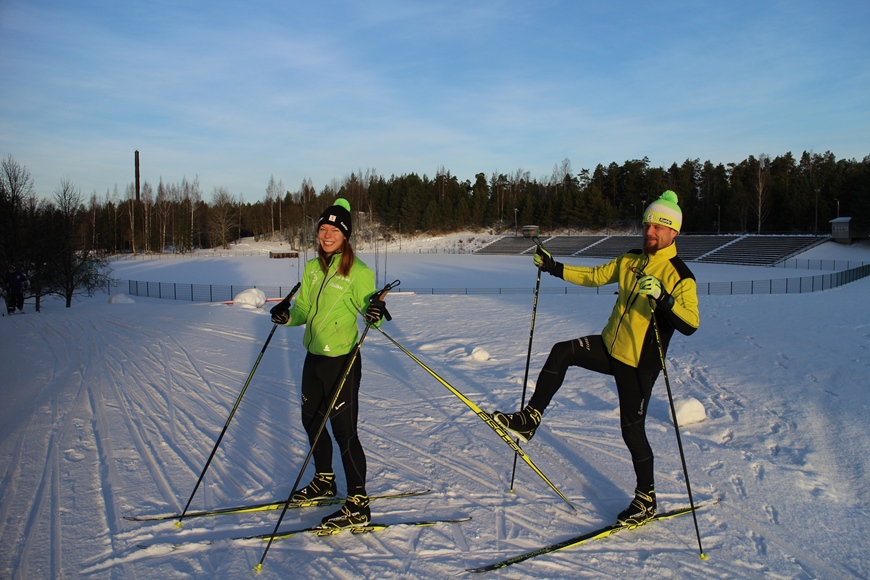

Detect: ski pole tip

[254,563,263,573]
[700,552,709,561]
[174,520,182,529]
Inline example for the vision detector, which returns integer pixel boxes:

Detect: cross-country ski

[467,502,718,572]
[135,516,471,550]
[124,489,431,522]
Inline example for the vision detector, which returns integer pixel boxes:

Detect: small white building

[830,217,867,244]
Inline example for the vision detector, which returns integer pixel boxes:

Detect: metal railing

[111,263,870,302]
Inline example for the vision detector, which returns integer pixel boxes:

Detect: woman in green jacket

[494,191,700,526]
[271,198,389,529]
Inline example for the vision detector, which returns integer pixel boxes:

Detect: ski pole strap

[376,279,401,300]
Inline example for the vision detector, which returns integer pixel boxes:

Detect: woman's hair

[317,235,355,276]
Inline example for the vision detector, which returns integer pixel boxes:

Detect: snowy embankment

[1,238,869,579]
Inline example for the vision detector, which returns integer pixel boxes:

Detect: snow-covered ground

[2,236,869,579]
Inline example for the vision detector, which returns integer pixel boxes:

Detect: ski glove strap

[534,246,563,279]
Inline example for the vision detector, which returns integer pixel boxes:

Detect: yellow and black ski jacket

[561,242,700,371]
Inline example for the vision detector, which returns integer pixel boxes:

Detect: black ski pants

[300,351,367,496]
[527,336,660,491]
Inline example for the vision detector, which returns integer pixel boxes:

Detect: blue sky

[2,0,868,203]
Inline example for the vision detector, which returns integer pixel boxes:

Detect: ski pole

[648,296,708,560]
[376,326,576,512]
[510,251,543,491]
[177,283,300,527]
[255,280,400,572]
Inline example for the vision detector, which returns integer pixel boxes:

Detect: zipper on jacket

[305,255,338,351]
[608,255,649,356]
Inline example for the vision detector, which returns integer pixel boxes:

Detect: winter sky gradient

[2,0,868,201]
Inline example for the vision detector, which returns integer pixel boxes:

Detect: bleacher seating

[538,235,605,256]
[674,235,740,260]
[698,236,826,266]
[476,236,538,255]
[575,236,638,259]
[476,234,829,266]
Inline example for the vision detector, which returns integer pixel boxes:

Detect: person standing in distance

[4,265,28,315]
[270,198,391,529]
[494,190,700,525]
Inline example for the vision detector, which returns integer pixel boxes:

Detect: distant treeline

[2,151,869,268]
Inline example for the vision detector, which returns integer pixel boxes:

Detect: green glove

[637,275,663,299]
[533,245,562,278]
[638,274,673,308]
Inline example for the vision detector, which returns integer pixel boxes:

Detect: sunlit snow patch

[470,347,491,361]
[233,288,266,308]
[672,396,707,426]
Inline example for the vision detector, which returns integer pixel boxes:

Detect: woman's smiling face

[318,223,345,254]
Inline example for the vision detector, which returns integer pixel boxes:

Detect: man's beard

[643,239,659,255]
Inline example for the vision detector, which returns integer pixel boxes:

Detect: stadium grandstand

[476,234,827,266]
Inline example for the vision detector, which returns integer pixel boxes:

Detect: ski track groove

[98,336,182,514]
[7,318,90,579]
[0,321,64,577]
[719,501,853,579]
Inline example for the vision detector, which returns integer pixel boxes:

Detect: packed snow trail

[2,245,870,578]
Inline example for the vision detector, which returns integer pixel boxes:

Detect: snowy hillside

[1,237,869,579]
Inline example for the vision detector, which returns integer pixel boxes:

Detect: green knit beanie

[643,190,682,232]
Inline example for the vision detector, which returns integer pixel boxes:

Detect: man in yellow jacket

[494,190,700,525]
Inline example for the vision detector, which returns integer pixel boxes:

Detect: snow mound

[671,396,707,426]
[234,288,266,308]
[470,347,491,361]
[108,294,135,304]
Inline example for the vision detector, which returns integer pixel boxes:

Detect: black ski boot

[318,493,371,529]
[617,488,657,526]
[493,405,542,442]
[292,472,337,501]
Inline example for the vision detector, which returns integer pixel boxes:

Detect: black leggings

[300,352,367,495]
[528,336,660,491]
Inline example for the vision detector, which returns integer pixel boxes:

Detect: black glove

[270,302,290,325]
[364,297,391,325]
[534,245,563,279]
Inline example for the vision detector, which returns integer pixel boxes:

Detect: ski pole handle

[365,280,400,325]
[269,282,301,321]
[376,279,401,300]
[276,282,302,309]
